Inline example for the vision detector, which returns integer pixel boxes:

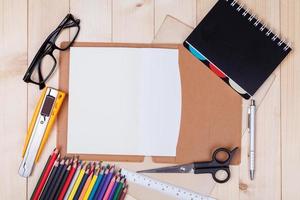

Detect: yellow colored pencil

[68,163,87,200]
[83,168,100,200]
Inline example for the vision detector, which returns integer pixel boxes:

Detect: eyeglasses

[23,14,80,89]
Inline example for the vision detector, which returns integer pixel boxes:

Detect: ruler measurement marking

[121,169,216,200]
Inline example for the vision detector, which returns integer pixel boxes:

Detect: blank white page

[67,47,181,156]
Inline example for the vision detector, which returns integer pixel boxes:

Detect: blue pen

[93,167,109,199]
[88,168,105,200]
[97,166,115,200]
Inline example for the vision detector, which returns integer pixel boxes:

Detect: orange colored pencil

[78,171,94,200]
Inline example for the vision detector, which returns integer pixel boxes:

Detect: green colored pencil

[112,177,124,200]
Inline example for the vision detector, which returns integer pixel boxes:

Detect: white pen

[249,99,256,180]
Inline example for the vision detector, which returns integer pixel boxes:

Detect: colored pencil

[31,150,129,200]
[39,158,60,200]
[88,167,104,200]
[58,161,78,200]
[68,163,87,200]
[30,151,51,200]
[74,168,90,200]
[83,168,100,200]
[119,185,128,200]
[108,176,120,200]
[89,162,95,174]
[94,167,109,199]
[48,159,67,199]
[103,174,117,200]
[31,148,59,200]
[97,166,115,200]
[54,164,71,200]
[78,171,93,200]
[64,162,81,200]
[112,177,125,200]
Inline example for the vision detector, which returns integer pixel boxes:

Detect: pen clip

[247,106,251,131]
[247,98,256,131]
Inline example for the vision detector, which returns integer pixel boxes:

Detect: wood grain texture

[281,0,300,199]
[70,0,112,41]
[112,0,154,42]
[26,0,69,197]
[0,0,27,199]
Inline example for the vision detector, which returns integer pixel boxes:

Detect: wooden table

[1,0,299,199]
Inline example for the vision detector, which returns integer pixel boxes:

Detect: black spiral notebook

[184,0,292,99]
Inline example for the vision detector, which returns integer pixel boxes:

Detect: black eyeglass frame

[23,14,80,89]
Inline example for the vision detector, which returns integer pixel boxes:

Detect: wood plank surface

[70,0,112,41]
[0,0,299,199]
[0,0,27,199]
[112,0,154,42]
[281,0,300,199]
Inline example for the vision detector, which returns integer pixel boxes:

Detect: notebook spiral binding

[226,0,291,51]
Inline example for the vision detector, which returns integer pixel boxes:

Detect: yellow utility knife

[19,87,65,177]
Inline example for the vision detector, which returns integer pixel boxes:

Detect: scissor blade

[137,164,194,173]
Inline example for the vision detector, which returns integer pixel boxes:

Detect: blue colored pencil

[88,168,105,200]
[94,167,109,199]
[97,166,115,200]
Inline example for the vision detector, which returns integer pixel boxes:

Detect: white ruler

[121,169,216,200]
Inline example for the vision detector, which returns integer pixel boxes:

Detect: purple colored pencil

[97,166,115,200]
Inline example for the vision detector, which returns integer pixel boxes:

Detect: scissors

[137,147,238,183]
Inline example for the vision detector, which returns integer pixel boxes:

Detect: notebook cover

[184,0,292,99]
[57,42,242,164]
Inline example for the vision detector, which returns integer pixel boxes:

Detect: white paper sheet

[67,47,181,156]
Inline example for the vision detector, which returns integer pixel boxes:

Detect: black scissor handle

[194,166,231,183]
[211,167,231,183]
[193,147,238,184]
[212,147,232,164]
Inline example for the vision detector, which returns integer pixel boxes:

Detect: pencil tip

[53,148,59,153]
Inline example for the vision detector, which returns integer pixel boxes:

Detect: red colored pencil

[31,148,59,200]
[89,162,95,175]
[30,151,51,199]
[57,160,78,200]
[118,184,128,200]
